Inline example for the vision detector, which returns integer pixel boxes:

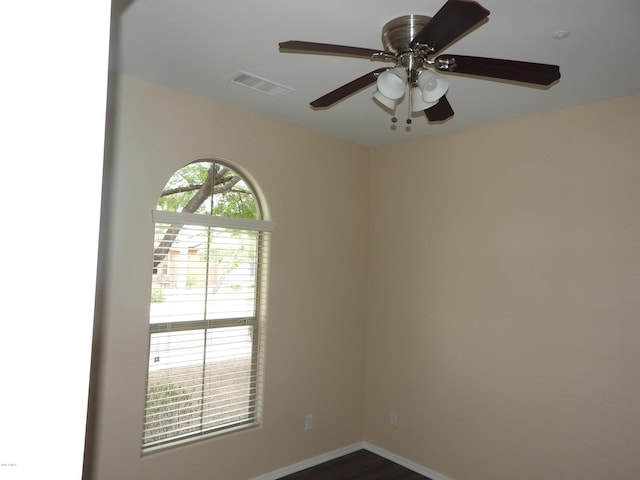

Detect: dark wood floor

[277,449,431,480]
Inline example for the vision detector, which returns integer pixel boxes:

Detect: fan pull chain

[405,83,412,127]
[390,82,413,128]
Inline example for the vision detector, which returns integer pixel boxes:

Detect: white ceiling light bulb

[417,69,449,103]
[376,67,408,100]
[410,87,438,112]
[373,89,397,111]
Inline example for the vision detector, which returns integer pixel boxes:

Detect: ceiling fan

[279,0,560,123]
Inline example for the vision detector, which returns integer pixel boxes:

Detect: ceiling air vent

[231,71,294,96]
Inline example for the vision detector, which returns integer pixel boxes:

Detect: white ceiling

[111,0,640,147]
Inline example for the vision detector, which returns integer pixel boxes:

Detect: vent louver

[231,72,294,96]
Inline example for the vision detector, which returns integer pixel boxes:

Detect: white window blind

[143,218,271,451]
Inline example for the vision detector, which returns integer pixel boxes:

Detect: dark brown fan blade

[279,41,389,58]
[424,96,454,122]
[310,68,388,108]
[410,0,490,53]
[436,54,561,85]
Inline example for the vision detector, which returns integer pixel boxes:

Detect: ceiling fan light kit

[373,89,398,110]
[411,87,438,112]
[417,69,449,102]
[279,0,560,125]
[376,67,408,100]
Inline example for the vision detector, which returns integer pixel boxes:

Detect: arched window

[142,160,274,452]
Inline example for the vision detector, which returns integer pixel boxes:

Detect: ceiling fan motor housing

[381,15,432,54]
[381,15,433,83]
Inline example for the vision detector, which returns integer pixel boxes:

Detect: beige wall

[92,73,640,480]
[365,94,640,480]
[89,76,370,479]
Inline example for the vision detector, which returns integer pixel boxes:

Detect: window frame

[142,161,274,454]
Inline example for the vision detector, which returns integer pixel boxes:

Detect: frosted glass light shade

[417,69,449,102]
[373,89,397,110]
[376,67,408,100]
[410,87,438,112]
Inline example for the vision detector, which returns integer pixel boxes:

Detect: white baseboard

[362,442,452,480]
[249,442,364,480]
[250,441,453,480]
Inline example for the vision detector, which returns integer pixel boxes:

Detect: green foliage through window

[156,161,258,219]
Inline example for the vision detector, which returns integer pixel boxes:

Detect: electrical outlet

[305,414,313,431]
[390,410,398,426]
